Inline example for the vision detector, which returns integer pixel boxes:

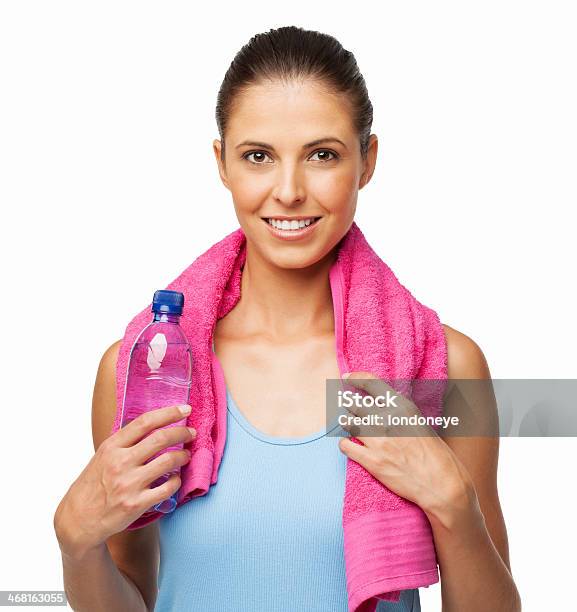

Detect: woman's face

[213,79,378,270]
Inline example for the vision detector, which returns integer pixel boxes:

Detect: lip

[262,217,322,241]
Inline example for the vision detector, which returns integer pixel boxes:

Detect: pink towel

[110,221,447,611]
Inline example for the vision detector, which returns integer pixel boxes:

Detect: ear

[213,139,230,190]
[359,134,378,190]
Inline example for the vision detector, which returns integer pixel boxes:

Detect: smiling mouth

[261,217,322,231]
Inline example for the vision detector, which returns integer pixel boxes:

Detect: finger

[339,418,359,436]
[340,417,380,447]
[341,377,376,420]
[342,376,386,422]
[139,471,182,511]
[137,448,191,487]
[338,436,374,467]
[131,425,196,466]
[115,404,192,448]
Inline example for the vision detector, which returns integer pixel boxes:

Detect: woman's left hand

[337,372,476,522]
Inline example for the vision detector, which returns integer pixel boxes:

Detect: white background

[1,2,576,610]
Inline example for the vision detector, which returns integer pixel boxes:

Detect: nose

[271,162,306,205]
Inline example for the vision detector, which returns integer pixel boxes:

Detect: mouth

[260,216,323,241]
[261,216,322,231]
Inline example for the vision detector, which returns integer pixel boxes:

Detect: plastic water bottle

[119,290,192,515]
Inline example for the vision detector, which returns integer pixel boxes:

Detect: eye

[242,148,339,165]
[309,149,339,162]
[243,151,273,165]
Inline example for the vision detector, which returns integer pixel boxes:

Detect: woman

[54,26,521,611]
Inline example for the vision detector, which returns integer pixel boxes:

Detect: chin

[272,242,339,270]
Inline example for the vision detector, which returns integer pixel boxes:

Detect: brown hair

[215,26,373,161]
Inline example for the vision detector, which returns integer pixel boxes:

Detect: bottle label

[147,332,168,370]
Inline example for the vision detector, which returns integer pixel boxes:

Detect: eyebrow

[235,137,347,150]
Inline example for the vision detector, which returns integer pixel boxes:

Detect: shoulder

[101,339,122,369]
[441,323,491,380]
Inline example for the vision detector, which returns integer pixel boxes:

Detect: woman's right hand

[54,404,196,559]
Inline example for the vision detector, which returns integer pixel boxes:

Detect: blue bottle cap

[152,290,185,315]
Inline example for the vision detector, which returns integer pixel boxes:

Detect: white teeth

[267,218,317,230]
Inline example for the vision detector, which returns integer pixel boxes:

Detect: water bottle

[119,290,192,516]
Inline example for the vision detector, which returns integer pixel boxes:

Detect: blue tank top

[154,387,420,611]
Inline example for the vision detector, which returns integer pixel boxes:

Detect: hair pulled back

[215,26,373,161]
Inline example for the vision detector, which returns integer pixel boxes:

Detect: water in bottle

[119,290,192,516]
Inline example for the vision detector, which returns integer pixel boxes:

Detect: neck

[228,241,339,342]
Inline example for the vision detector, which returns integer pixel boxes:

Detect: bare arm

[54,340,160,612]
[429,325,522,612]
[56,543,152,612]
